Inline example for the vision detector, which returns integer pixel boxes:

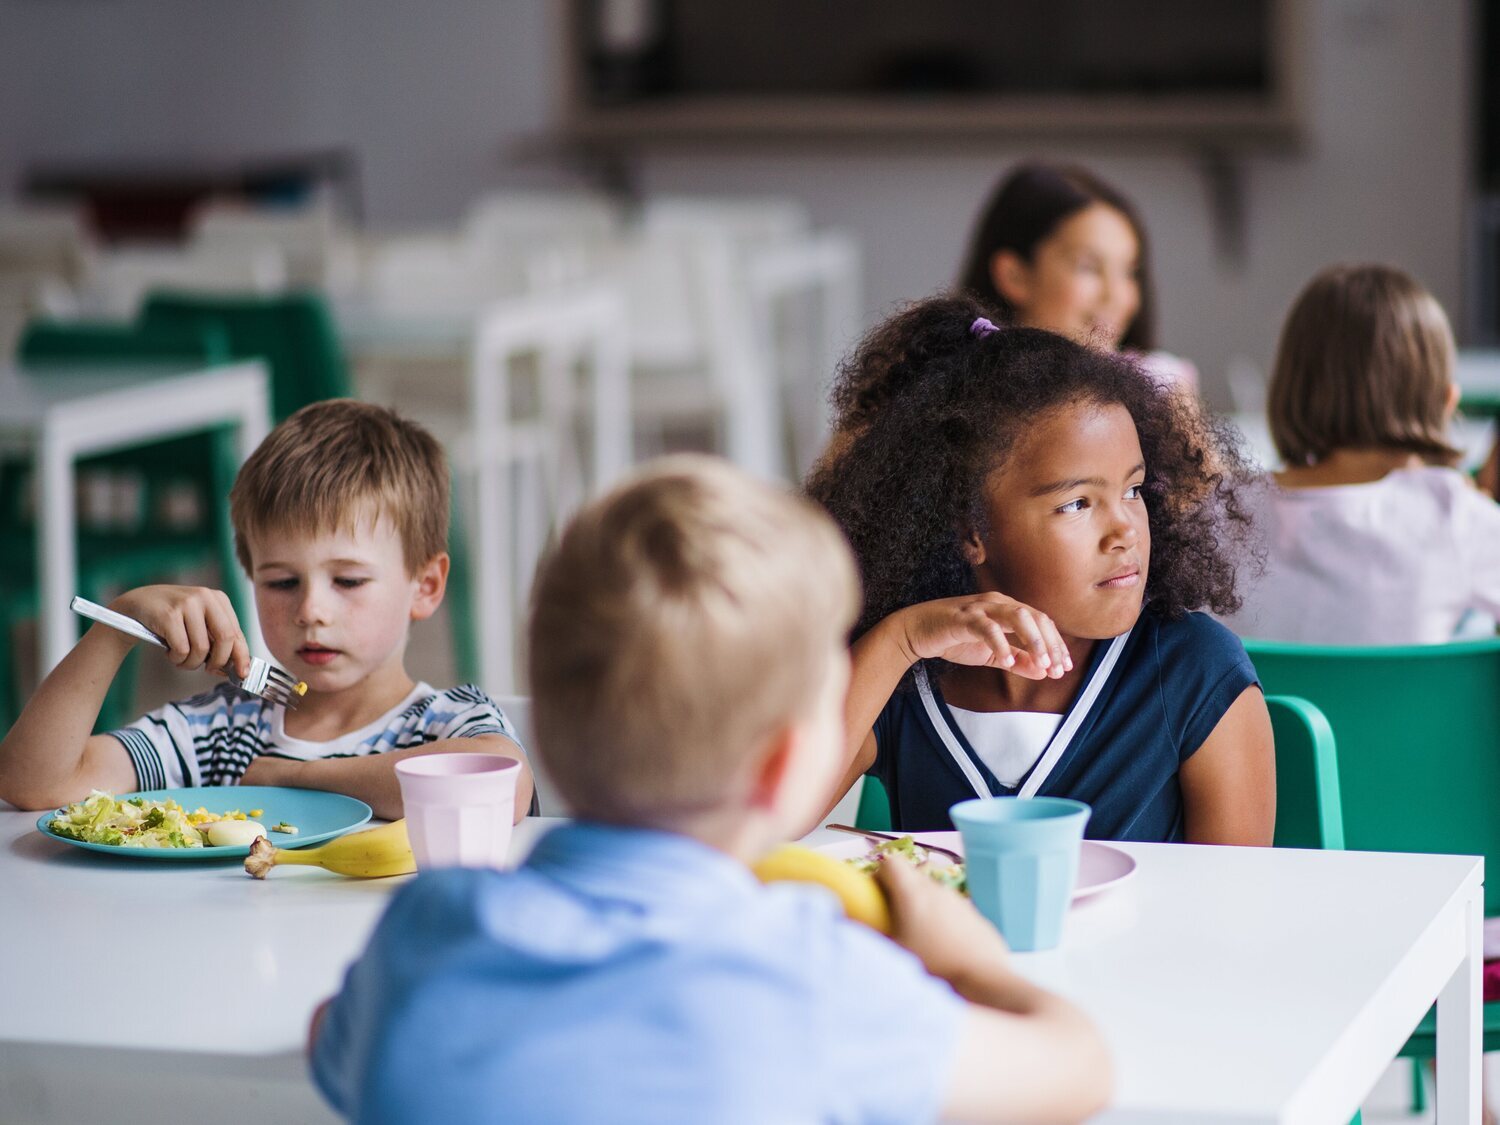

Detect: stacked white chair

[465,190,622,296]
[466,286,630,695]
[531,222,783,480]
[86,243,288,318]
[0,205,95,354]
[745,231,862,478]
[189,202,359,294]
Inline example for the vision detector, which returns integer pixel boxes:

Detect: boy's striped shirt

[108,682,517,790]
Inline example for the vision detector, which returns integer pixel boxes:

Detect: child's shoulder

[389,683,499,723]
[158,682,262,725]
[1136,609,1252,672]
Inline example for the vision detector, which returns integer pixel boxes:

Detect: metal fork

[825,823,965,865]
[70,596,306,709]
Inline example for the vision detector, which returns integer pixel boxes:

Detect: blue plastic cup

[949,796,1092,952]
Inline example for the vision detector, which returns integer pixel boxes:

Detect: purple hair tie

[970,316,999,338]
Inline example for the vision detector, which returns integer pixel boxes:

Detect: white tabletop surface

[0,363,201,425]
[0,808,1480,1124]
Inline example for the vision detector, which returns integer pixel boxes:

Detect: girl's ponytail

[829,293,999,436]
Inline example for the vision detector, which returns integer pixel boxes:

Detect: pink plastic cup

[394,753,522,870]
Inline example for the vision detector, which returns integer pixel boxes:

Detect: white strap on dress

[914,626,1133,801]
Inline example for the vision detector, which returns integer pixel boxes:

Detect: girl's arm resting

[843,614,918,772]
[944,991,1113,1125]
[807,615,914,829]
[240,734,534,823]
[0,627,139,809]
[1179,686,1276,846]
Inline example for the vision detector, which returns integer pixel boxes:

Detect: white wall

[0,0,1470,407]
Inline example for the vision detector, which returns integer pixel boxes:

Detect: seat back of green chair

[854,775,892,832]
[1266,694,1344,850]
[138,291,351,421]
[1245,637,1500,913]
[18,319,231,366]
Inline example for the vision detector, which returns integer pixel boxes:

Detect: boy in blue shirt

[0,399,531,822]
[310,455,1111,1124]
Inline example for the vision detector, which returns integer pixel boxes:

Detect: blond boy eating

[0,399,532,822]
[310,456,1109,1124]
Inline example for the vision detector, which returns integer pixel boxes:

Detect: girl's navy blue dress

[869,610,1259,841]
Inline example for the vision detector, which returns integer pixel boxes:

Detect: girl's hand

[893,592,1071,680]
[876,854,1012,986]
[108,585,251,680]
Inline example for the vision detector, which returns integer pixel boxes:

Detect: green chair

[137,291,351,421]
[854,773,892,832]
[1262,694,1364,1124]
[1266,694,1344,850]
[18,320,230,366]
[3,320,242,732]
[444,475,480,685]
[1244,635,1500,1107]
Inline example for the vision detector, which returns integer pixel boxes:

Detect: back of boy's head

[1269,263,1458,467]
[810,292,1254,646]
[229,399,449,573]
[528,455,860,828]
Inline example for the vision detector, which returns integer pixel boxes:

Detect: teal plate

[37,786,372,859]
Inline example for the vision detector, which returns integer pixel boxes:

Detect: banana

[244,819,416,879]
[752,844,891,934]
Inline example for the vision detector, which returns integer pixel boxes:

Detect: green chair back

[1266,694,1344,850]
[138,291,351,421]
[1244,636,1500,914]
[854,775,892,832]
[18,320,231,366]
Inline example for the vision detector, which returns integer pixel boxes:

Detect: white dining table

[0,361,272,680]
[0,808,1481,1124]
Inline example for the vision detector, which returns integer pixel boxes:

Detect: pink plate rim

[812,831,1137,902]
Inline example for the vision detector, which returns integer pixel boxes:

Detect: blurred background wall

[0,0,1470,407]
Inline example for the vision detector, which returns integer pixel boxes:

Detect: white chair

[642,195,811,249]
[189,202,358,292]
[0,205,97,285]
[465,191,622,295]
[366,233,507,320]
[534,226,785,481]
[745,231,863,479]
[85,244,287,318]
[467,286,631,695]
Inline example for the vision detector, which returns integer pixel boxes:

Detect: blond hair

[230,399,449,573]
[528,455,860,827]
[1268,264,1460,467]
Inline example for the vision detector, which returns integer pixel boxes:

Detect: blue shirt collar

[524,821,760,912]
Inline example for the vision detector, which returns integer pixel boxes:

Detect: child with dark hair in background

[957,161,1197,392]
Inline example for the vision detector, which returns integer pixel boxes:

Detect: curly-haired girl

[807,294,1272,844]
